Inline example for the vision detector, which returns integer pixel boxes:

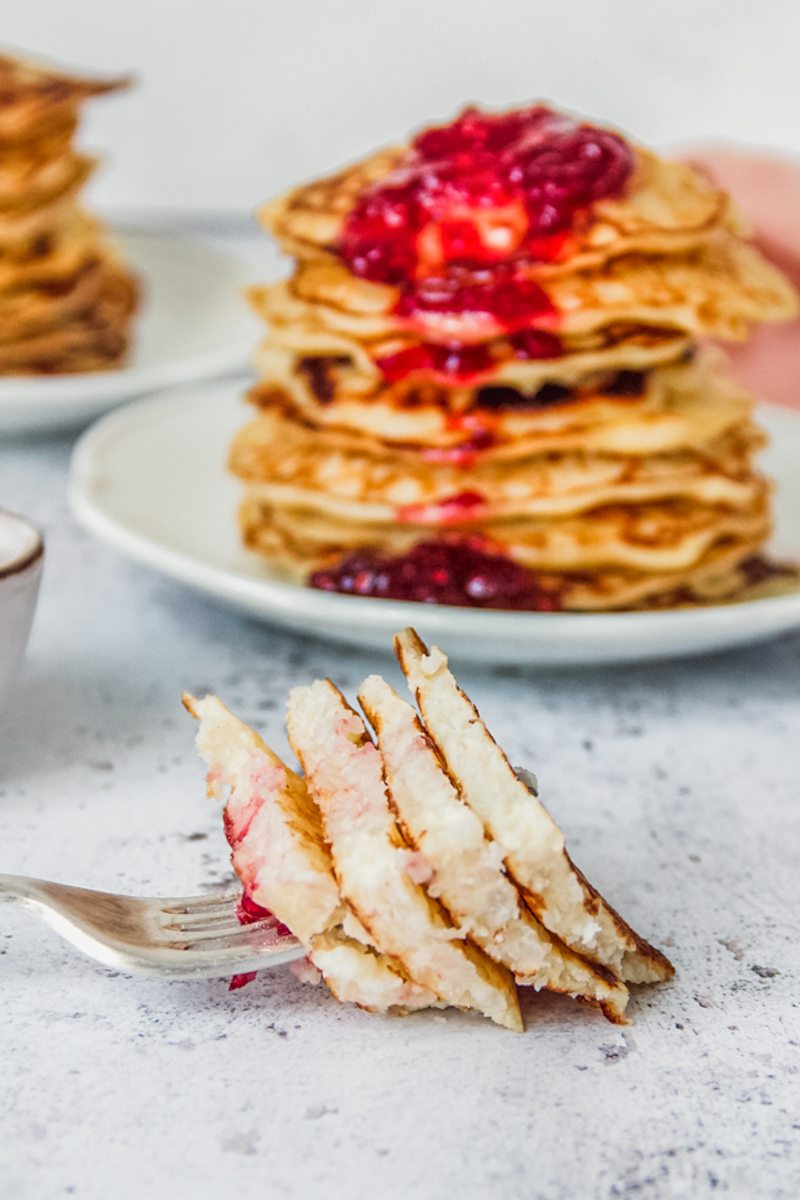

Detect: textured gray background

[2,400,799,1199]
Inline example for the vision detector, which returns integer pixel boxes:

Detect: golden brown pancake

[245,352,754,457]
[238,498,772,611]
[0,260,137,374]
[231,398,763,524]
[260,237,796,347]
[0,212,98,289]
[255,310,693,395]
[0,52,137,376]
[0,54,129,145]
[239,487,769,573]
[0,156,95,247]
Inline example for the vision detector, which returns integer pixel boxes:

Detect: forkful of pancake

[185,628,673,1031]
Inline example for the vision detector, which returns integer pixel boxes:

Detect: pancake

[264,237,797,347]
[0,54,137,377]
[0,250,129,343]
[239,486,770,578]
[231,399,763,524]
[0,261,137,374]
[287,679,523,1030]
[255,314,692,394]
[262,138,741,275]
[0,145,87,210]
[0,54,129,146]
[393,628,672,983]
[246,350,753,457]
[358,671,630,1019]
[187,692,444,1015]
[0,157,94,248]
[242,505,771,611]
[0,213,100,290]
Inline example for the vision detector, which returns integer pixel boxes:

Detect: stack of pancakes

[232,105,798,611]
[0,53,137,376]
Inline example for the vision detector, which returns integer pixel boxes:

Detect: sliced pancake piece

[358,673,629,1021]
[184,692,441,1014]
[393,629,674,985]
[286,679,523,1030]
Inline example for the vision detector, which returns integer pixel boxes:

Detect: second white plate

[69,379,800,666]
[0,230,259,435]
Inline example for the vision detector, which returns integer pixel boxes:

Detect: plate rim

[67,380,800,659]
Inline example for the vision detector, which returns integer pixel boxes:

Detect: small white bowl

[0,511,44,701]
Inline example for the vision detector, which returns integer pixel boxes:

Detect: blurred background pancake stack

[232,104,798,611]
[0,53,137,376]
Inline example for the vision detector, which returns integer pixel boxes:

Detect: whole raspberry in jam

[508,124,634,236]
[309,541,563,611]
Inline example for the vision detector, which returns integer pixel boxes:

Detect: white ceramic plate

[68,379,800,665]
[0,231,259,435]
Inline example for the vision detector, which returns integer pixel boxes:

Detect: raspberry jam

[236,891,277,926]
[309,541,563,610]
[375,328,563,385]
[229,972,258,991]
[395,490,487,526]
[376,341,494,383]
[228,890,293,991]
[341,105,632,283]
[393,263,555,334]
[340,104,632,384]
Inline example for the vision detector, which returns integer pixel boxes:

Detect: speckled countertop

[2,380,799,1199]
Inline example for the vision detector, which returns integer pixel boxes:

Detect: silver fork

[0,874,305,978]
[0,771,540,980]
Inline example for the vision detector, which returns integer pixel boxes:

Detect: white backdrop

[5,0,800,217]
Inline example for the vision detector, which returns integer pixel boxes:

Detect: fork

[0,771,540,980]
[0,874,305,978]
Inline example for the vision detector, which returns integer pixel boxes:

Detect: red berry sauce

[236,891,274,925]
[340,104,633,382]
[375,328,563,386]
[228,890,293,991]
[395,490,487,526]
[229,972,258,991]
[310,540,563,610]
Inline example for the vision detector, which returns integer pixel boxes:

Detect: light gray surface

[1,428,799,1200]
[6,1,800,213]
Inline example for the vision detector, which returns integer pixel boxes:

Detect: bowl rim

[0,509,44,581]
